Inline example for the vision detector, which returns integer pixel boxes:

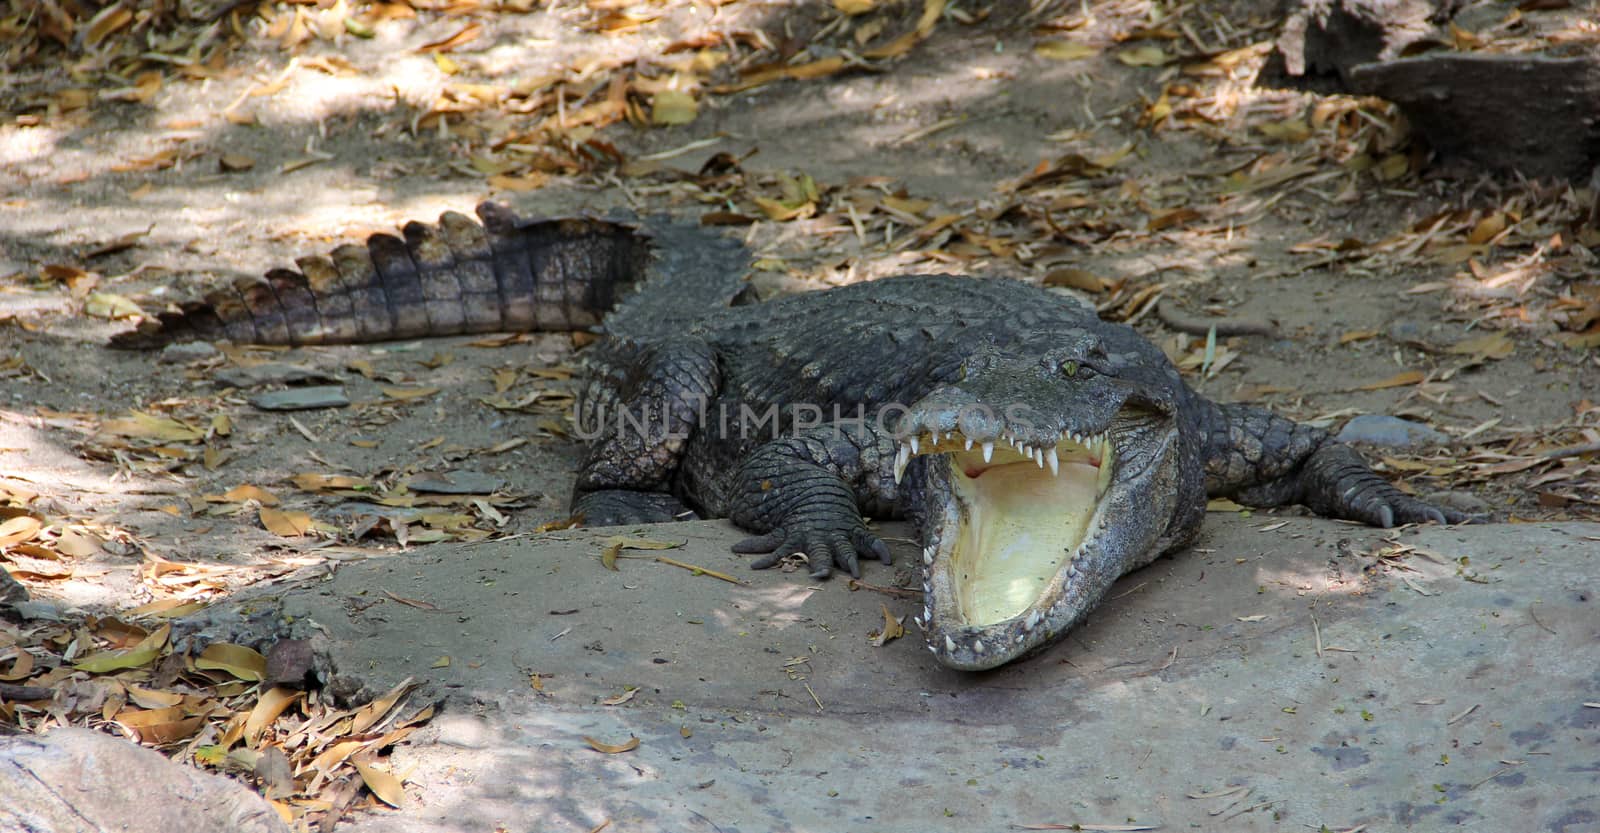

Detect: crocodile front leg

[1202,402,1468,527]
[571,337,718,525]
[727,419,898,579]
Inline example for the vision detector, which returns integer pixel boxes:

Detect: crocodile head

[894,337,1184,670]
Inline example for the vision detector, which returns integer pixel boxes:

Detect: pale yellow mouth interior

[947,440,1111,626]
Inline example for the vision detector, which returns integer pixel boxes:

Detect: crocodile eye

[1062,360,1078,377]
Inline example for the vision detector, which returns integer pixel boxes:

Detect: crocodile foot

[731,516,891,580]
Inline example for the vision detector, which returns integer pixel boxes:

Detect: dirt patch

[1,0,1598,826]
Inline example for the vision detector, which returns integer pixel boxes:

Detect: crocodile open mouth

[894,427,1117,667]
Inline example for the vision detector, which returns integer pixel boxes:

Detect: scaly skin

[115,202,1467,670]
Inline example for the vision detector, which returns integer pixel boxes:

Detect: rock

[1337,414,1450,449]
[1386,319,1439,350]
[264,638,318,689]
[5,600,64,622]
[157,342,221,364]
[0,728,290,833]
[405,470,505,495]
[0,569,27,607]
[1349,53,1600,180]
[1264,0,1600,181]
[1424,489,1493,517]
[1264,0,1452,93]
[214,363,338,389]
[249,386,349,411]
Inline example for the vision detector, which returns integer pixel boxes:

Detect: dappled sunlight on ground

[1,0,1598,826]
[708,580,823,630]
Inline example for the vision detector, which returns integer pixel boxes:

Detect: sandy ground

[1,0,1598,829]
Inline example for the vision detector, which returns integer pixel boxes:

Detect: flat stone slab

[274,518,1599,832]
[0,728,289,833]
[249,386,350,411]
[1337,414,1450,449]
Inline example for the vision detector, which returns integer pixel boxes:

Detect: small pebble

[157,342,221,364]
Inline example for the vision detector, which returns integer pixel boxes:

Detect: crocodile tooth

[981,441,993,463]
[944,635,957,653]
[893,444,910,483]
[1025,610,1041,630]
[963,436,973,451]
[1046,446,1059,476]
[1034,448,1045,468]
[928,645,937,654]
[910,435,920,455]
[922,546,933,565]
[972,640,985,654]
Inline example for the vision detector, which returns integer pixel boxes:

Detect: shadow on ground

[265,516,1600,832]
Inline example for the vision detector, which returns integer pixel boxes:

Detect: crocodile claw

[1368,494,1469,528]
[733,524,890,579]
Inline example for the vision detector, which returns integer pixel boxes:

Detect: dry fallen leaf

[1446,331,1515,360]
[218,484,279,505]
[601,687,639,706]
[1117,45,1172,66]
[860,0,945,59]
[125,685,184,709]
[381,385,441,401]
[417,22,482,53]
[292,473,371,491]
[82,292,144,318]
[583,735,641,753]
[600,536,684,552]
[244,686,304,747]
[1035,40,1098,61]
[101,412,204,442]
[350,677,417,735]
[353,757,406,807]
[0,516,43,548]
[116,707,206,745]
[868,603,906,647]
[651,90,698,125]
[75,623,170,673]
[260,508,313,537]
[1043,269,1110,293]
[599,535,682,571]
[195,643,268,681]
[1358,370,1425,391]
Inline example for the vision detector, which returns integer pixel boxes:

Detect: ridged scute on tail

[109,202,656,349]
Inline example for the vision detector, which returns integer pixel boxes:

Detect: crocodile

[114,202,1467,671]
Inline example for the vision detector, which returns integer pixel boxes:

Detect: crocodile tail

[109,202,654,349]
